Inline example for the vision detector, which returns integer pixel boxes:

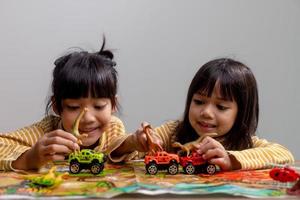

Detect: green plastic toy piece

[23,166,67,188]
[68,149,107,175]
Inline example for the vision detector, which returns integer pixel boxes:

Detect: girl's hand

[195,136,233,171]
[112,122,163,156]
[131,122,163,152]
[131,126,148,152]
[12,129,80,170]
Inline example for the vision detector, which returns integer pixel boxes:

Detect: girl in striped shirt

[110,58,294,170]
[0,38,127,171]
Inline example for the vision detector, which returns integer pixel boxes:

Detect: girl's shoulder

[251,135,273,147]
[33,115,61,132]
[110,115,122,122]
[110,115,125,126]
[162,120,180,128]
[155,120,180,132]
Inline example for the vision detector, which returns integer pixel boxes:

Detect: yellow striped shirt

[154,121,294,170]
[0,115,126,171]
[109,120,294,170]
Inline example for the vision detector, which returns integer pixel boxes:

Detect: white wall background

[0,0,299,159]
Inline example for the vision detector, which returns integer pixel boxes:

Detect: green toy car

[68,149,107,175]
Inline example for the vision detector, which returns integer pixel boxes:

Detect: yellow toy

[72,107,88,145]
[21,166,67,188]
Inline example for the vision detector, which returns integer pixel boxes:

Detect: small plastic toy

[179,151,216,175]
[72,107,89,145]
[22,166,67,188]
[143,123,163,154]
[269,166,299,182]
[172,132,218,156]
[269,165,300,195]
[68,149,106,175]
[144,151,180,175]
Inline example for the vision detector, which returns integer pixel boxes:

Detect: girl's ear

[51,97,59,115]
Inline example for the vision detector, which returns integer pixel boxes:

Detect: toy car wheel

[146,162,158,175]
[70,161,81,174]
[90,163,102,175]
[168,162,178,175]
[184,163,195,175]
[98,163,104,172]
[206,164,216,175]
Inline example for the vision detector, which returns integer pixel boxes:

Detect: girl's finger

[45,154,67,162]
[46,129,78,143]
[200,136,217,145]
[43,136,78,151]
[136,126,144,133]
[197,140,215,154]
[42,144,74,155]
[198,137,210,148]
[210,155,232,171]
[141,122,150,129]
[199,137,224,151]
[208,157,229,170]
[202,148,224,160]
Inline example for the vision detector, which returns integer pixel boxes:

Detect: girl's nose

[81,109,96,123]
[200,104,214,119]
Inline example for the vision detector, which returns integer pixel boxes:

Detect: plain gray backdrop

[0,0,299,159]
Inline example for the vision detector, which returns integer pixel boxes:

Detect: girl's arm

[0,130,33,171]
[0,117,54,171]
[106,121,148,163]
[0,116,79,171]
[98,116,139,162]
[228,136,295,170]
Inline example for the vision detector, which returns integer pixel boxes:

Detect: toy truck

[68,149,106,175]
[144,151,180,175]
[179,152,216,175]
[144,151,217,175]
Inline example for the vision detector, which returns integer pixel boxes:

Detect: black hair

[175,58,259,150]
[46,37,118,114]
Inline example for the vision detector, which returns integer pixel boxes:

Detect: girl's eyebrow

[216,96,228,101]
[195,91,207,96]
[195,92,230,102]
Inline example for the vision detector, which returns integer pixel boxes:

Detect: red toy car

[269,167,299,182]
[144,151,180,175]
[180,152,216,175]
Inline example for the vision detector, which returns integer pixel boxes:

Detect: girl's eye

[217,105,228,111]
[94,104,106,110]
[193,99,204,105]
[66,105,80,111]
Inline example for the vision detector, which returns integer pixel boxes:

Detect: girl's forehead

[196,82,221,96]
[195,88,222,99]
[63,97,110,103]
[196,83,234,101]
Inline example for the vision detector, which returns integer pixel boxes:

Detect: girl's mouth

[79,127,99,134]
[200,122,215,127]
[197,121,216,132]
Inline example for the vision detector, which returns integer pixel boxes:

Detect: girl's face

[59,97,115,147]
[188,85,238,137]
